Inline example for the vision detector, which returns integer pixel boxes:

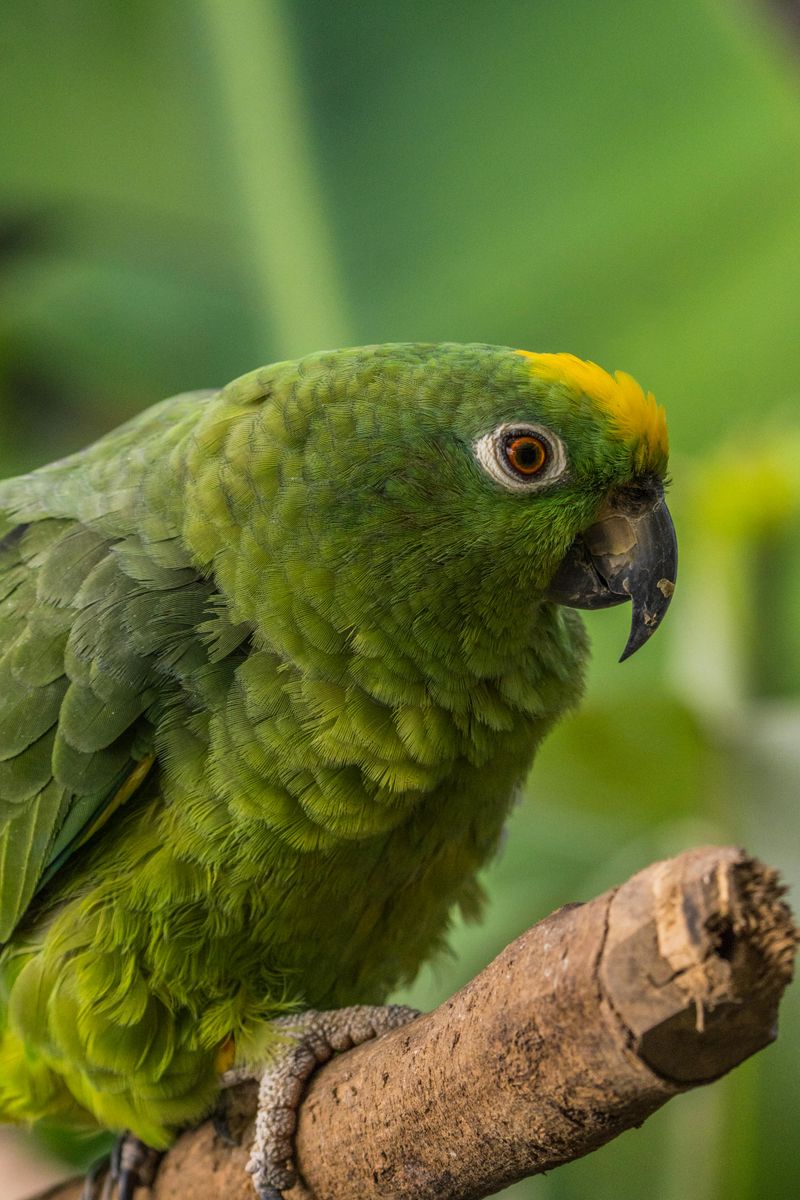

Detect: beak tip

[618,636,638,664]
[618,595,674,663]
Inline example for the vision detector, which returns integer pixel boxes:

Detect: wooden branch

[35,846,797,1200]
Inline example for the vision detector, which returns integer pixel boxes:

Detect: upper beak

[544,479,677,661]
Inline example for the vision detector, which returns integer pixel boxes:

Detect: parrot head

[454,344,675,660]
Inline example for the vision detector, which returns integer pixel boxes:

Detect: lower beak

[544,481,677,661]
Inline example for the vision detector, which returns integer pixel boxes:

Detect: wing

[0,513,250,944]
[0,388,258,943]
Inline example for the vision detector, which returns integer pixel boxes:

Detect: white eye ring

[473,423,567,492]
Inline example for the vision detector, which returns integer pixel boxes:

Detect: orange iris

[505,434,547,476]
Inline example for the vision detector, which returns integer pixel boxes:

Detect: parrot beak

[544,479,677,661]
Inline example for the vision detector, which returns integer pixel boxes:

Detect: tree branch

[34,846,797,1200]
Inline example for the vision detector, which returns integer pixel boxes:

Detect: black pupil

[510,437,543,470]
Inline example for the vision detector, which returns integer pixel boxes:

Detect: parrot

[0,343,676,1197]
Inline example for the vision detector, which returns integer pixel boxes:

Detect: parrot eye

[474,423,567,492]
[504,433,547,476]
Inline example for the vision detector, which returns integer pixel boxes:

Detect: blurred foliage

[1,1,799,1197]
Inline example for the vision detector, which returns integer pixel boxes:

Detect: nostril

[613,478,663,515]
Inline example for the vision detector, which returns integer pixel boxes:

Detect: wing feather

[0,516,241,942]
[0,390,252,942]
[0,781,68,940]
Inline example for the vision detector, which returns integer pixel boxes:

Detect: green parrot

[0,343,675,1196]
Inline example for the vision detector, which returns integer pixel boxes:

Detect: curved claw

[82,1134,162,1200]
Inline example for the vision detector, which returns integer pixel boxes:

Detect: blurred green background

[2,1,799,1197]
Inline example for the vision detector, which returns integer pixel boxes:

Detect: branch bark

[34,846,797,1200]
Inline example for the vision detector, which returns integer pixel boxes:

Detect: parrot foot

[231,1003,419,1199]
[82,1133,162,1200]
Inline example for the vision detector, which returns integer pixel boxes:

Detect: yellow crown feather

[515,350,668,470]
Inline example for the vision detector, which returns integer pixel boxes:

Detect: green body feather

[0,343,664,1145]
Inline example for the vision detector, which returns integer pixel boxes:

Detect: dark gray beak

[544,479,677,661]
